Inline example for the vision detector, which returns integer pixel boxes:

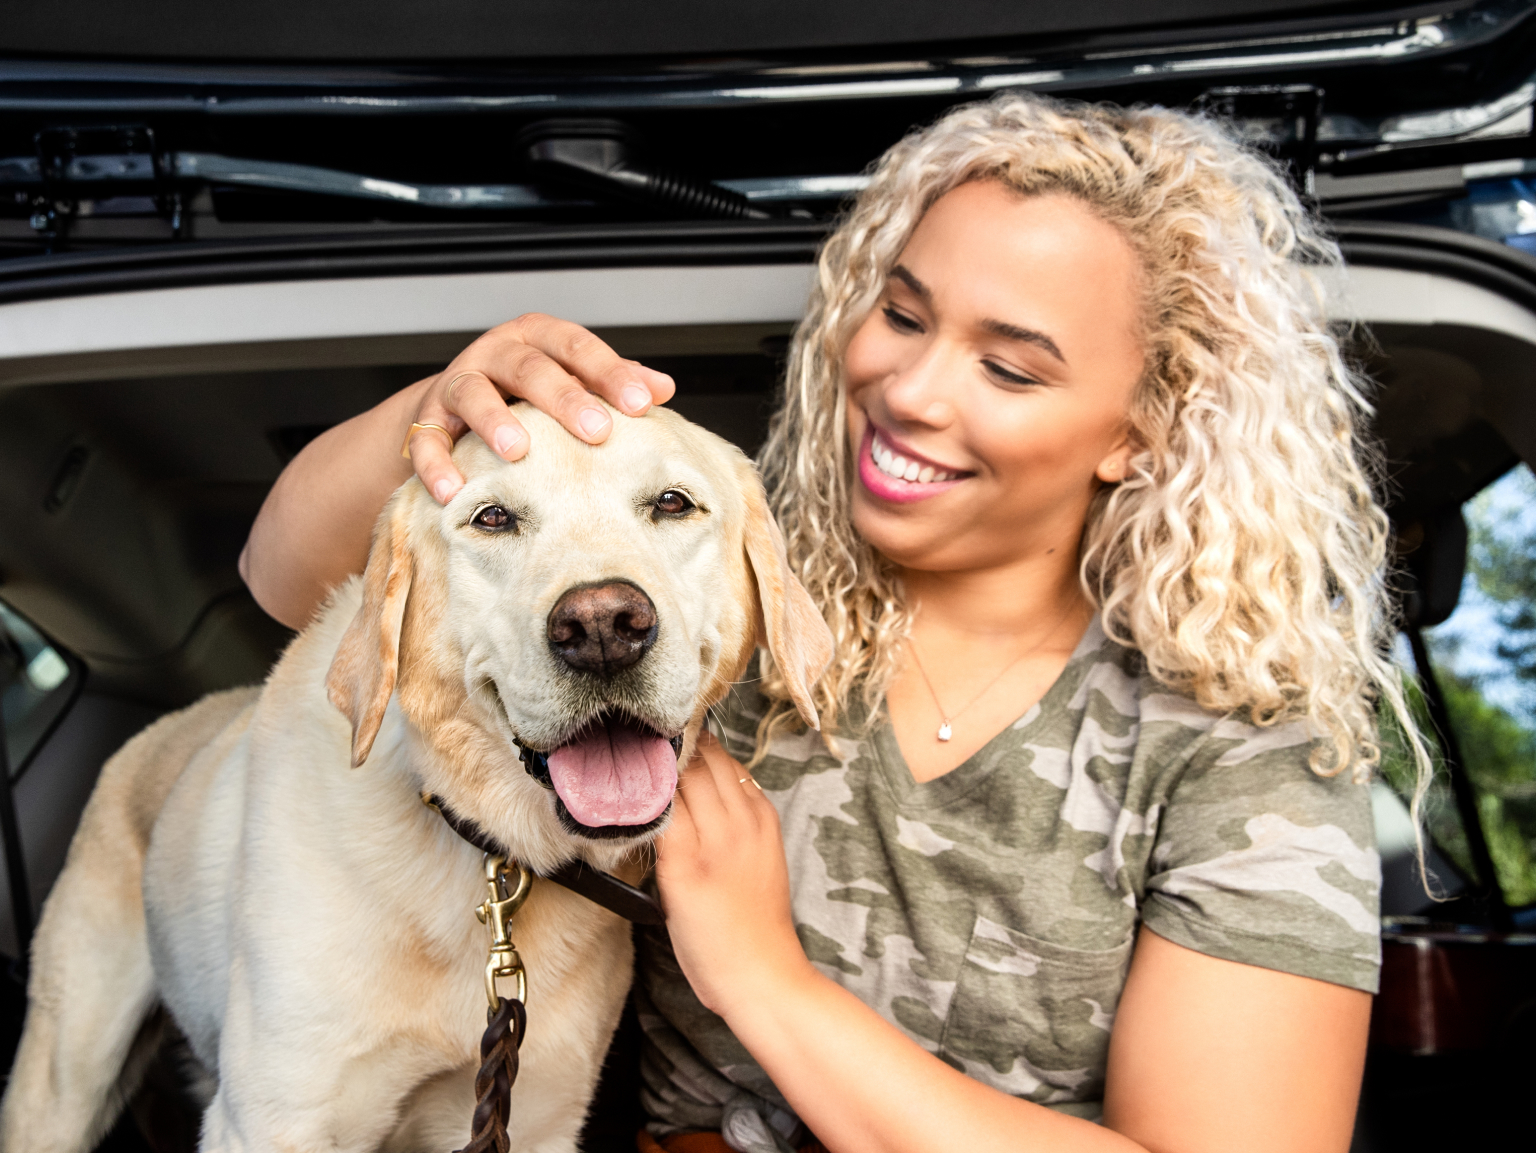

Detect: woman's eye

[882,306,923,334]
[472,505,515,532]
[653,490,695,517]
[984,359,1039,388]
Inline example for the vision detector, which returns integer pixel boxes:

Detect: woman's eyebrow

[889,263,1067,364]
[889,264,931,299]
[980,318,1066,364]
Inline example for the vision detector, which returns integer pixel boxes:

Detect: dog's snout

[547,581,658,675]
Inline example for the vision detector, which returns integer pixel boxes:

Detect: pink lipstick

[856,424,971,505]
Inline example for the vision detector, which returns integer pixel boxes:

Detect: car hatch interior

[3,2,1536,1149]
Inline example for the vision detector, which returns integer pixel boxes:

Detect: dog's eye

[472,505,516,532]
[653,490,695,518]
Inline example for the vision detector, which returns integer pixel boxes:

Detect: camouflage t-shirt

[636,619,1380,1149]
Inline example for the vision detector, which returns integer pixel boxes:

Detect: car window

[1382,465,1536,911]
[0,599,82,779]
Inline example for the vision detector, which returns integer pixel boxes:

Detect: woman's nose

[880,342,959,427]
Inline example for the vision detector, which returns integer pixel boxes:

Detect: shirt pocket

[939,917,1134,1108]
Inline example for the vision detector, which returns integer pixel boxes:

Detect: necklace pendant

[937,721,953,742]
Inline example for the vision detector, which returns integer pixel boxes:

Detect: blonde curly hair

[753,91,1428,788]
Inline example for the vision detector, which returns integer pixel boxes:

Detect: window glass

[1388,465,1536,909]
[0,599,83,779]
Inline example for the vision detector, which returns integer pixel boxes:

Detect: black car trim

[0,1,1525,116]
[1335,219,1536,317]
[0,0,1479,61]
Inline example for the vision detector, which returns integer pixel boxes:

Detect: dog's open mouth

[520,712,682,834]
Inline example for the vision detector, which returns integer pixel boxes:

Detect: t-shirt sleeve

[1139,716,1382,993]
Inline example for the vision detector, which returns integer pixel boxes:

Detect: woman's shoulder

[1067,616,1332,773]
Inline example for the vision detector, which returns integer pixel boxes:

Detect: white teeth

[870,431,961,484]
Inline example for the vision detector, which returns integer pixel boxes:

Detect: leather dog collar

[421,791,666,926]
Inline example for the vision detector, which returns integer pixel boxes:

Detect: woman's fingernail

[578,408,609,439]
[493,426,521,457]
[620,384,650,413]
[432,478,458,503]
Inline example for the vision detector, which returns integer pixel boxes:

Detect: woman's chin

[850,494,962,571]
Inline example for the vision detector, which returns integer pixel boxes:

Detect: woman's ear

[326,494,415,766]
[1095,424,1139,484]
[740,470,835,730]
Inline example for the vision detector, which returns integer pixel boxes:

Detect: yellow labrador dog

[1,404,832,1153]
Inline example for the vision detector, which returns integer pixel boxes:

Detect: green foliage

[1439,674,1536,906]
[1379,671,1536,905]
[1401,467,1536,908]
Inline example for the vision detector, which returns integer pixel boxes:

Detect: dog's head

[324,404,832,869]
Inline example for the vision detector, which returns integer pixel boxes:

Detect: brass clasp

[477,853,533,1010]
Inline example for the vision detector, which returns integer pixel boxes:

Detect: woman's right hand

[403,313,676,504]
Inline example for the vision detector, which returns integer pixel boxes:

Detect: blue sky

[1426,464,1536,722]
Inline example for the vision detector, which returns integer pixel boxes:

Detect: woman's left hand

[655,731,814,1016]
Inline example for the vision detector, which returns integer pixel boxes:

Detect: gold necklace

[907,605,1078,742]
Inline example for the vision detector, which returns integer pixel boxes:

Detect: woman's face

[844,180,1145,575]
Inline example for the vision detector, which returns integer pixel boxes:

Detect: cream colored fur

[0,405,832,1153]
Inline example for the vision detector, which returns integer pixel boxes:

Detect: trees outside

[1406,466,1536,908]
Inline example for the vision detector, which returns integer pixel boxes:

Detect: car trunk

[3,2,1536,1149]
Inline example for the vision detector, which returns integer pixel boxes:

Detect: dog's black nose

[547,581,658,675]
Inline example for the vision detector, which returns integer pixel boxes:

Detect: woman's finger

[495,342,621,444]
[429,370,530,462]
[507,313,676,417]
[692,731,769,829]
[657,781,700,866]
[674,747,731,839]
[403,424,466,504]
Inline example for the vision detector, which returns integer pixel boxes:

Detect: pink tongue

[546,718,679,827]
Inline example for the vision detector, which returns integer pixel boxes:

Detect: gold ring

[444,370,481,399]
[400,422,455,460]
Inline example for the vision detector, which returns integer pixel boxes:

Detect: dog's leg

[195,971,453,1153]
[0,816,159,1153]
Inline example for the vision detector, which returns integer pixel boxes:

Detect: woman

[242,95,1418,1153]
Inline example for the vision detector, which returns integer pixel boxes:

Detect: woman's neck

[899,548,1089,641]
[887,552,1093,782]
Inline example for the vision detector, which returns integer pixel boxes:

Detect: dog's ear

[326,496,414,767]
[741,472,835,731]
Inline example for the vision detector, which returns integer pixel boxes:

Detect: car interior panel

[2,2,1536,1149]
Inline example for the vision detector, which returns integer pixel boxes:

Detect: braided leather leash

[458,996,527,1153]
[423,791,664,1153]
[453,854,533,1153]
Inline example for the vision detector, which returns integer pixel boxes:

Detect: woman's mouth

[856,425,971,504]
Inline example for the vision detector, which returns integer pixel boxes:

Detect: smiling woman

[239,92,1421,1153]
[838,186,1145,776]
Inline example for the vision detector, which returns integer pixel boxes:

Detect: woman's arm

[239,314,674,628]
[658,735,1370,1153]
[1103,929,1369,1152]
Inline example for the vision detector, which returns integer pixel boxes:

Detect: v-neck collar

[867,616,1105,810]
